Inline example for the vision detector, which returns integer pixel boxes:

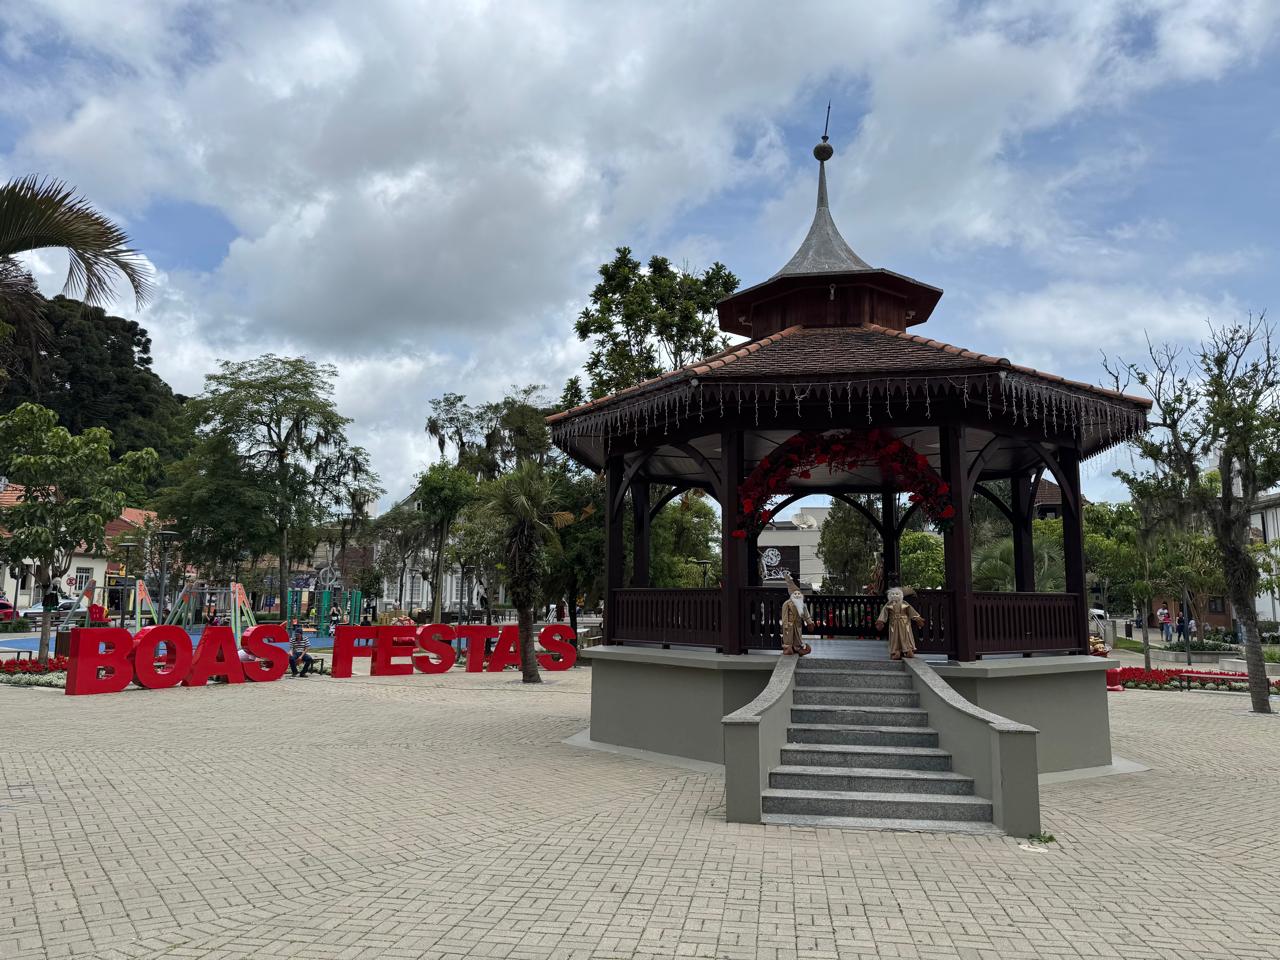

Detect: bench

[1174,671,1248,691]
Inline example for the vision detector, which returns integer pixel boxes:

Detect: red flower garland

[1,655,70,675]
[736,429,955,537]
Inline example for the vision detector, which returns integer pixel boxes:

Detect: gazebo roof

[549,322,1149,448]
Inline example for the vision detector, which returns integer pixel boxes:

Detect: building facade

[755,505,830,589]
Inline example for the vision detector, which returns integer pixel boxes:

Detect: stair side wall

[723,656,799,823]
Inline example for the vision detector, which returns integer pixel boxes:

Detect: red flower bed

[1106,665,1280,691]
[1,655,70,675]
[737,428,955,536]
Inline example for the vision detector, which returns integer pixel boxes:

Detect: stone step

[780,742,952,771]
[795,669,914,689]
[791,704,929,727]
[793,686,920,708]
[797,658,901,672]
[760,813,1005,835]
[769,765,974,795]
[787,723,939,748]
[761,789,993,822]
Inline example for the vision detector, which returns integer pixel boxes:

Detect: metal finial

[814,102,834,162]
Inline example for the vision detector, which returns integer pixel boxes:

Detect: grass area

[1113,637,1151,654]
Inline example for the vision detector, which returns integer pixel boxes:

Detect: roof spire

[771,111,871,278]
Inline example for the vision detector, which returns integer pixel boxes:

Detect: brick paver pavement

[2,669,1277,959]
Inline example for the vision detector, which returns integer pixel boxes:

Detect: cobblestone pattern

[2,670,1278,959]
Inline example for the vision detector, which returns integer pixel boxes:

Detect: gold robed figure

[876,586,925,660]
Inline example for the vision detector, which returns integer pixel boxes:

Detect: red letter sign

[185,626,245,686]
[414,624,457,674]
[132,625,193,689]
[332,624,378,678]
[66,628,134,695]
[456,625,499,672]
[372,625,417,676]
[487,626,523,673]
[537,625,578,671]
[241,625,289,682]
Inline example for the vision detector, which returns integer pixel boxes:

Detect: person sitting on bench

[289,622,314,678]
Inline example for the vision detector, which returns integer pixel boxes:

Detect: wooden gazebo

[549,136,1149,661]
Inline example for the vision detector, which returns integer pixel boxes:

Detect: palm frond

[0,176,152,308]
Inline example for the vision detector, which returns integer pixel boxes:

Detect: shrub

[1163,636,1237,652]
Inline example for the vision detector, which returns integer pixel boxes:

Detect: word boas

[65,622,577,696]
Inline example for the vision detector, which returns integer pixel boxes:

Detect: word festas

[64,622,577,696]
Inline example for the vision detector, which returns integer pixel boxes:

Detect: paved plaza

[3,667,1278,960]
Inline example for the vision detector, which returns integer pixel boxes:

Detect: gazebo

[550,135,1149,662]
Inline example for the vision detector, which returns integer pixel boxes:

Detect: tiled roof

[548,323,1149,424]
[1,481,156,542]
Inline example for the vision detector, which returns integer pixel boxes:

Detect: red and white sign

[64,623,577,696]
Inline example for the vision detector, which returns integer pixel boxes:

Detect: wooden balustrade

[609,587,1081,657]
[610,588,721,647]
[740,587,956,657]
[973,592,1082,654]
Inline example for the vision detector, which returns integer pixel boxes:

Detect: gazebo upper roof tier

[548,322,1151,468]
[716,140,942,338]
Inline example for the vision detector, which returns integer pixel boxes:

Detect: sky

[1,0,1277,508]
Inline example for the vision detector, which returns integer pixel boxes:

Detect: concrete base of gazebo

[580,644,1114,834]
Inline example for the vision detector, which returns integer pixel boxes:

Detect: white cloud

[1181,246,1265,276]
[2,0,1276,508]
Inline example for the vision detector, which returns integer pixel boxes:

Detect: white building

[756,505,830,589]
[1251,490,1280,623]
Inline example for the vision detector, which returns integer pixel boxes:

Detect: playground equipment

[165,582,257,641]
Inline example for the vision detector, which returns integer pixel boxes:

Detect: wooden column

[1058,447,1089,653]
[939,424,976,661]
[631,481,651,587]
[747,532,762,587]
[604,455,625,643]
[880,493,900,588]
[1009,472,1036,592]
[719,429,746,654]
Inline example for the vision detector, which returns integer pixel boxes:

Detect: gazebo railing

[611,588,721,647]
[741,587,956,657]
[973,592,1082,655]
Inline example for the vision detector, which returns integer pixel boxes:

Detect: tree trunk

[1140,613,1151,671]
[517,605,541,684]
[567,573,579,636]
[432,521,447,623]
[38,609,52,662]
[1215,523,1272,713]
[278,527,289,623]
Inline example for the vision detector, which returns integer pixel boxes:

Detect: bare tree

[1107,315,1279,713]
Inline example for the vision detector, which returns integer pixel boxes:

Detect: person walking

[1176,614,1188,644]
[1157,603,1172,643]
[289,622,314,678]
[1188,616,1198,639]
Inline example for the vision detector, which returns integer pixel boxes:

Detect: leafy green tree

[900,531,944,589]
[543,466,605,633]
[1109,315,1280,712]
[0,177,151,329]
[650,490,720,588]
[367,504,435,610]
[972,522,1065,592]
[486,461,572,683]
[0,296,187,464]
[426,386,553,480]
[0,403,156,658]
[448,496,506,623]
[573,248,739,399]
[153,435,277,583]
[188,355,376,604]
[816,498,880,591]
[414,462,478,620]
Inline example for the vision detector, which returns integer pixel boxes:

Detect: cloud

[972,280,1239,372]
[1181,246,1265,276]
[2,0,1276,507]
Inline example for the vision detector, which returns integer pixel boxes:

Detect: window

[74,567,93,591]
[1208,597,1226,614]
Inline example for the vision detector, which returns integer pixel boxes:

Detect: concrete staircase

[761,657,1002,833]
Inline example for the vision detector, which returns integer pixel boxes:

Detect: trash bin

[54,624,73,657]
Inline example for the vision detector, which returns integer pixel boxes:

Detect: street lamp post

[117,542,139,629]
[156,529,178,622]
[688,558,713,588]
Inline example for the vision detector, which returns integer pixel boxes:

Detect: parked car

[0,600,16,622]
[20,598,87,621]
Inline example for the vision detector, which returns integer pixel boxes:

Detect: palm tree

[0,176,152,316]
[486,461,572,683]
